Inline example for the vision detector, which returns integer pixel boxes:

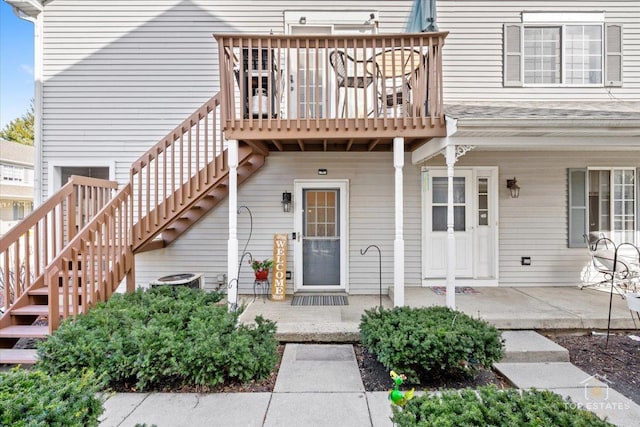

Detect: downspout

[13,6,43,206]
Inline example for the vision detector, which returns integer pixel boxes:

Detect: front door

[423,168,498,282]
[294,180,348,291]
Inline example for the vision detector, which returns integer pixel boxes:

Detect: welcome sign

[271,234,288,300]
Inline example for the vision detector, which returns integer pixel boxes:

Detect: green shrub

[391,385,615,426]
[0,368,104,427]
[359,306,504,383]
[36,286,278,391]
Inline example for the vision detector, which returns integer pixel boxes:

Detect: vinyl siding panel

[424,149,640,286]
[438,0,640,101]
[40,0,416,194]
[135,152,422,294]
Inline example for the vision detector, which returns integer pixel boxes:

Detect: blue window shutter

[568,169,587,248]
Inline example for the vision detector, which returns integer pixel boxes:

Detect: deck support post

[125,252,135,293]
[445,144,456,309]
[393,137,405,307]
[227,139,239,311]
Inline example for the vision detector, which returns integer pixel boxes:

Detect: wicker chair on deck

[329,50,378,118]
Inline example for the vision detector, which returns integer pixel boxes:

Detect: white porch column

[227,139,239,311]
[393,137,405,307]
[445,145,456,309]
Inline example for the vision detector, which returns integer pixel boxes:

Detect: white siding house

[0,140,34,235]
[413,0,640,288]
[6,0,640,299]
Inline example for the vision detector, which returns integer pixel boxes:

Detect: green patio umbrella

[406,0,439,33]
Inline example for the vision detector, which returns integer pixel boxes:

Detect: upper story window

[0,163,33,185]
[504,12,623,88]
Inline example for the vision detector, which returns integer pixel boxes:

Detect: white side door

[423,169,474,278]
[423,167,499,282]
[473,168,498,279]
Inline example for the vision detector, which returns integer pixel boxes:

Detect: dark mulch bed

[353,343,511,392]
[548,332,640,405]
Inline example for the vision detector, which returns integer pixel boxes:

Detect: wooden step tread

[0,325,49,339]
[11,305,49,316]
[0,349,38,365]
[29,287,85,296]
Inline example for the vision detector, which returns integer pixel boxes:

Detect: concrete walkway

[100,335,640,427]
[100,344,391,427]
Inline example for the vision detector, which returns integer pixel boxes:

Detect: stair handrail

[0,176,118,312]
[129,94,225,249]
[45,183,133,333]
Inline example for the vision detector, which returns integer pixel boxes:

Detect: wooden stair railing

[130,93,266,253]
[45,184,133,333]
[0,176,118,357]
[0,92,268,364]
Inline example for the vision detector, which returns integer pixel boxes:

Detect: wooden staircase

[0,93,266,365]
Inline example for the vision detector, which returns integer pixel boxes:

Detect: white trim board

[48,159,116,195]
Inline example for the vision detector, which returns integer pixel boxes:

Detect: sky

[0,1,34,129]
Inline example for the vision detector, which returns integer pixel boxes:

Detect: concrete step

[0,349,38,365]
[500,330,569,363]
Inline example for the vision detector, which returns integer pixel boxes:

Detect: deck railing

[216,32,447,140]
[45,184,132,332]
[0,176,118,311]
[130,94,225,250]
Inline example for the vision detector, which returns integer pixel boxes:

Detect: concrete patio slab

[239,295,388,341]
[515,287,637,330]
[264,393,371,427]
[494,362,604,390]
[104,392,272,427]
[274,344,364,392]
[501,330,570,362]
[240,287,638,341]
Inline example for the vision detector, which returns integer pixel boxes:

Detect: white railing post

[445,144,456,309]
[227,139,239,311]
[393,137,405,307]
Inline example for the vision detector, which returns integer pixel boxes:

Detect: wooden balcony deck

[215,33,448,152]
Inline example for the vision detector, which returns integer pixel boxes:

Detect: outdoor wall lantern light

[299,16,307,24]
[282,191,292,212]
[506,177,520,199]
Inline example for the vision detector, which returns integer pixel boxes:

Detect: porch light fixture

[506,177,520,199]
[299,16,306,24]
[282,191,292,212]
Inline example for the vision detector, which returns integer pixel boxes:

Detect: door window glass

[478,178,489,226]
[432,177,465,231]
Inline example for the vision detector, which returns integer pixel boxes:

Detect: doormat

[291,295,349,306]
[430,286,479,295]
